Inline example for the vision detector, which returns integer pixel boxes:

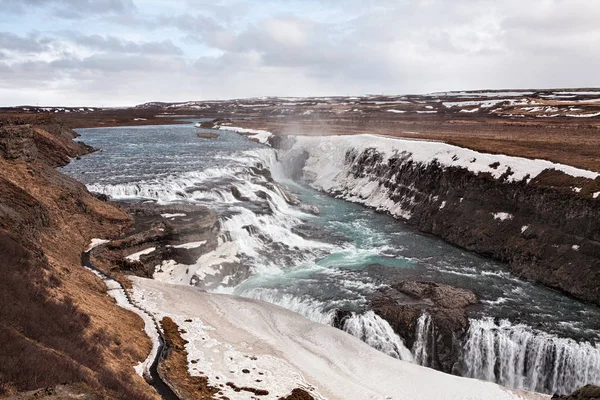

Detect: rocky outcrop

[367,280,477,372]
[90,202,226,287]
[553,385,600,400]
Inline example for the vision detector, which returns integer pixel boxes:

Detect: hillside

[0,115,157,398]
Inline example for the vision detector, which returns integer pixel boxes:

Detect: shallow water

[63,122,600,394]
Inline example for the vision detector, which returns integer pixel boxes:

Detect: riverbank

[0,115,158,398]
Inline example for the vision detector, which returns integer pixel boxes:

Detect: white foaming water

[461,317,600,395]
[413,313,436,367]
[342,311,414,361]
[242,288,336,325]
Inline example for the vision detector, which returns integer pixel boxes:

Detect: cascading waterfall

[242,288,336,325]
[460,317,600,395]
[412,313,436,368]
[342,311,414,362]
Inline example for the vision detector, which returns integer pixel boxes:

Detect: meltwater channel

[62,122,600,395]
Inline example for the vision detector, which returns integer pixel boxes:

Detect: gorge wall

[276,134,600,307]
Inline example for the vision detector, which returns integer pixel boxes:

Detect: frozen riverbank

[130,276,548,400]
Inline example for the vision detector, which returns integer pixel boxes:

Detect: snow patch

[126,247,156,261]
[493,212,513,221]
[169,241,207,250]
[161,213,186,219]
[86,238,110,251]
[218,126,273,146]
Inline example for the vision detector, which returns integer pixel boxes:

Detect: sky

[0,0,599,106]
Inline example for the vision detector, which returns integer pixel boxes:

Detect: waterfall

[342,311,414,362]
[460,317,600,395]
[241,288,336,326]
[412,313,436,367]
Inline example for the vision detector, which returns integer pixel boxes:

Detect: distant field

[3,88,600,171]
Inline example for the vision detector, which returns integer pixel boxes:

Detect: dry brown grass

[227,115,600,172]
[0,122,157,398]
[159,317,220,400]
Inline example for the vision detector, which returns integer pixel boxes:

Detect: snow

[86,238,110,251]
[126,247,156,262]
[387,109,407,113]
[217,126,273,145]
[593,192,600,199]
[416,110,437,114]
[130,277,547,400]
[572,245,580,251]
[565,112,600,118]
[521,225,529,233]
[161,213,186,219]
[493,212,513,221]
[443,99,515,108]
[439,201,446,209]
[460,108,479,113]
[366,100,412,104]
[169,241,207,250]
[437,91,534,97]
[572,187,582,193]
[153,241,239,285]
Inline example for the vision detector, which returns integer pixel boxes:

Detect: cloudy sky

[1,0,599,106]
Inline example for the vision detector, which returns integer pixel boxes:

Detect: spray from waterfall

[342,311,414,362]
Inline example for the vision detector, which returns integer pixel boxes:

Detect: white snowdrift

[131,277,548,400]
[218,126,273,145]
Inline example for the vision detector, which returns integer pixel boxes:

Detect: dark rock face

[300,143,600,306]
[552,385,600,400]
[267,134,296,151]
[368,281,477,372]
[0,125,38,162]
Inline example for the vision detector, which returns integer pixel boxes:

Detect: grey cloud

[0,31,52,53]
[67,33,184,55]
[0,0,136,18]
[2,0,600,106]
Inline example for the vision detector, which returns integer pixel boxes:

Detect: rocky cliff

[0,114,158,399]
[276,134,600,307]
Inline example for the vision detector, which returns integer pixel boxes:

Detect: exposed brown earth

[0,115,158,398]
[158,317,221,400]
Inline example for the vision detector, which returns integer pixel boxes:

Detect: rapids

[62,122,600,395]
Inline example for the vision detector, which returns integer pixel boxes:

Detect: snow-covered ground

[217,126,273,145]
[130,277,548,400]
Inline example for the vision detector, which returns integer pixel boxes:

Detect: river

[62,122,600,395]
